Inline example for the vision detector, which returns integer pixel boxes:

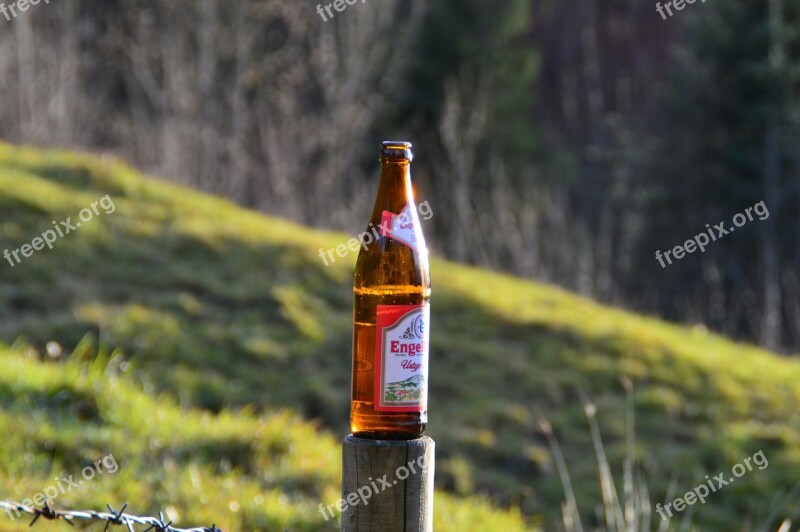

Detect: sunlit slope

[0,143,797,529]
[0,345,526,531]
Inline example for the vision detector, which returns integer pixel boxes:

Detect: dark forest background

[1,0,798,353]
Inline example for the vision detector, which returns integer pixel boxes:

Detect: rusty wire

[0,500,222,531]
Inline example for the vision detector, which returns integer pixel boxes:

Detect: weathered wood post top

[341,434,435,532]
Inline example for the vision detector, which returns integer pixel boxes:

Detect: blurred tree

[644,0,800,350]
[0,0,797,352]
[405,0,540,264]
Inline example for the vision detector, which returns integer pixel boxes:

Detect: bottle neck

[370,158,414,224]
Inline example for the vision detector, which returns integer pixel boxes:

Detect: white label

[380,205,421,253]
[374,304,429,411]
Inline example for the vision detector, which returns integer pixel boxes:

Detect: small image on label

[374,304,430,412]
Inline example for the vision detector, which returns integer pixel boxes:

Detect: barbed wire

[0,500,222,531]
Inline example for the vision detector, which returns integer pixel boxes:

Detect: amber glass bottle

[350,141,431,440]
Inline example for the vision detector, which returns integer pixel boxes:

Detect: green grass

[0,142,798,530]
[0,344,524,531]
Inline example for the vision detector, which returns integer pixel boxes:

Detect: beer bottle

[351,141,431,440]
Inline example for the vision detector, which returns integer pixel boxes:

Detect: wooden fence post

[341,434,435,532]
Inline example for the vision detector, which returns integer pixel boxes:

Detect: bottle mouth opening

[381,141,413,162]
[382,141,412,149]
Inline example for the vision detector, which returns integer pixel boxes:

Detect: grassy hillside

[0,344,524,531]
[0,142,798,530]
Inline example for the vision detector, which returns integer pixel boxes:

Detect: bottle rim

[381,141,413,161]
[382,141,412,149]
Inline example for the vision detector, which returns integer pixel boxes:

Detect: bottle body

[350,142,430,440]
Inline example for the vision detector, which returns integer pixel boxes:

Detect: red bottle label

[374,304,430,412]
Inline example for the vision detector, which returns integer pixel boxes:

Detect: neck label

[381,205,422,253]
